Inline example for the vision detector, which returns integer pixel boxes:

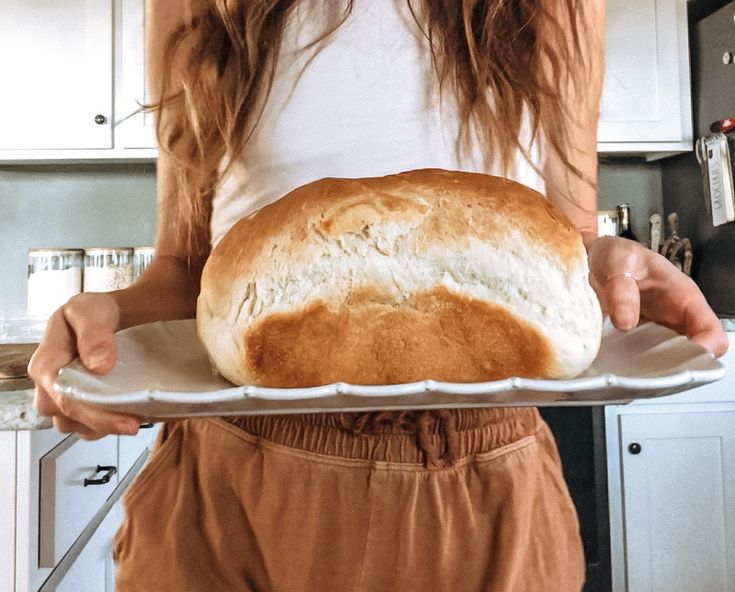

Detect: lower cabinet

[607,405,735,592]
[53,501,121,592]
[620,411,735,592]
[2,424,159,592]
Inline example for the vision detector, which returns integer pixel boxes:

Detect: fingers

[34,385,141,436]
[604,273,641,330]
[28,293,119,396]
[587,236,645,330]
[53,416,107,441]
[29,293,140,437]
[681,293,730,358]
[591,237,729,357]
[63,293,119,374]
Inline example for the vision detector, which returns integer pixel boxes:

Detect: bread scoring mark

[242,286,553,388]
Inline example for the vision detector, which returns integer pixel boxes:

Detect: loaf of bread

[197,169,603,387]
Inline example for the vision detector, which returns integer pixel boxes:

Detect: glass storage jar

[27,248,84,317]
[132,246,155,281]
[83,247,134,292]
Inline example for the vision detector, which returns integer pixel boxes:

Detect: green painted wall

[0,159,662,317]
[0,163,157,315]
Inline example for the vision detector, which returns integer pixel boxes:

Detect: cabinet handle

[628,442,642,455]
[94,114,107,125]
[139,422,155,429]
[83,464,117,487]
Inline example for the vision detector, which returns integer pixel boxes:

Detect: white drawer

[51,502,121,592]
[39,449,150,592]
[118,422,159,478]
[39,435,118,568]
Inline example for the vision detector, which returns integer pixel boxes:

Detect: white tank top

[210,0,544,247]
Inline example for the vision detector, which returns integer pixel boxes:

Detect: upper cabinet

[597,0,693,154]
[115,0,156,151]
[0,0,155,161]
[1,0,692,161]
[0,1,114,151]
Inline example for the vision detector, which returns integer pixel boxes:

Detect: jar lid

[28,248,84,255]
[84,247,134,255]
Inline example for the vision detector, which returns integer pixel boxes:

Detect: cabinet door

[51,501,122,592]
[39,435,118,568]
[118,422,159,479]
[116,0,157,150]
[0,432,15,587]
[620,412,735,592]
[0,1,114,150]
[598,0,692,146]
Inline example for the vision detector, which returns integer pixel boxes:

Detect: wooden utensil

[0,343,38,379]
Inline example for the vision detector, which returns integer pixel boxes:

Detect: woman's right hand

[28,292,141,440]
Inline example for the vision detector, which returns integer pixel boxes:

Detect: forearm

[544,149,599,249]
[543,0,605,249]
[107,254,203,330]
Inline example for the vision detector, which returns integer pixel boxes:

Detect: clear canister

[27,248,84,317]
[83,248,134,292]
[133,246,155,281]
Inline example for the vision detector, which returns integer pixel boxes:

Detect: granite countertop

[0,384,51,430]
[0,338,51,430]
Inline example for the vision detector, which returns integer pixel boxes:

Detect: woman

[30,1,727,590]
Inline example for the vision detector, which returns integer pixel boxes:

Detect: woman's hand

[587,236,728,357]
[28,293,141,440]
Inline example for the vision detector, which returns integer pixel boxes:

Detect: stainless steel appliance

[662,0,735,316]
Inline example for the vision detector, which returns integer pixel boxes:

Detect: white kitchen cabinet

[115,0,157,151]
[618,411,735,592]
[0,432,17,588]
[606,332,735,592]
[2,0,693,161]
[47,502,122,592]
[0,1,114,151]
[38,435,119,568]
[0,0,156,161]
[1,423,158,592]
[597,0,693,154]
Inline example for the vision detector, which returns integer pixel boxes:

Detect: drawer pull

[83,465,117,487]
[139,422,155,429]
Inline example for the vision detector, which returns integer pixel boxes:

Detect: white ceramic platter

[54,319,726,419]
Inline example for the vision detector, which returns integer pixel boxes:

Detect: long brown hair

[155,0,595,246]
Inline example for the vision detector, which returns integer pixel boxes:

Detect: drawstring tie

[338,410,460,469]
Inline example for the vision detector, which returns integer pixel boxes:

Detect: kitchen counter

[0,336,49,430]
[0,387,50,430]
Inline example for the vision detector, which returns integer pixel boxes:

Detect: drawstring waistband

[223,408,541,469]
[338,410,460,468]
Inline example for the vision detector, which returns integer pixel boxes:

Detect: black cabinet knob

[628,442,642,455]
[94,114,107,125]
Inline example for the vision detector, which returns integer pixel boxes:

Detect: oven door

[539,407,611,592]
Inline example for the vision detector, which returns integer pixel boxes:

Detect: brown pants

[114,408,585,592]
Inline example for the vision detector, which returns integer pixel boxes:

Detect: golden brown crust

[243,286,552,387]
[198,168,601,386]
[201,169,582,314]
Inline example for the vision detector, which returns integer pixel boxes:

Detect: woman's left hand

[587,236,729,357]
